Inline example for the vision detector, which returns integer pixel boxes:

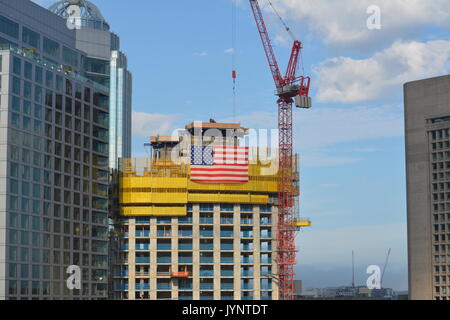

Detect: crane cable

[231,0,237,122]
[266,0,305,76]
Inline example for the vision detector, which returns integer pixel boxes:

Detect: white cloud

[314,40,450,103]
[266,0,450,50]
[193,51,208,57]
[224,48,235,54]
[132,112,179,138]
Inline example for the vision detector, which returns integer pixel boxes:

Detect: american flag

[190,145,249,183]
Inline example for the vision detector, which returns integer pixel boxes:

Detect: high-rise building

[405,75,450,300]
[112,121,295,300]
[0,0,110,299]
[49,0,132,170]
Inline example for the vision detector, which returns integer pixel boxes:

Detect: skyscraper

[112,121,298,300]
[0,0,109,299]
[405,75,450,300]
[49,0,132,170]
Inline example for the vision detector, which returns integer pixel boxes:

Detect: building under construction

[111,121,307,300]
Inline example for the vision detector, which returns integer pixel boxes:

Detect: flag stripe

[190,145,249,183]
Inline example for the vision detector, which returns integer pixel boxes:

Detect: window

[12,77,20,95]
[45,70,53,88]
[22,27,40,49]
[24,62,32,80]
[35,67,43,84]
[24,81,32,99]
[63,47,78,67]
[12,57,21,75]
[0,15,19,39]
[43,37,59,58]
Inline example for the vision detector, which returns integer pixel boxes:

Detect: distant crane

[249,0,312,300]
[381,248,391,289]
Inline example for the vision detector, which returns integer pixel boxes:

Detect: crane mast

[249,0,311,300]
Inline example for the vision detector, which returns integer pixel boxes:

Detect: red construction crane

[249,0,312,300]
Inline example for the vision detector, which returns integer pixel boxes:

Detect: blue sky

[34,0,450,290]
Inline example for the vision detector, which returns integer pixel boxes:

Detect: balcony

[220,231,233,238]
[221,218,233,225]
[240,232,253,238]
[200,283,214,290]
[241,257,253,264]
[200,230,214,238]
[260,231,272,239]
[200,257,214,264]
[178,217,192,225]
[241,271,254,277]
[260,258,272,264]
[157,243,172,251]
[221,244,233,251]
[221,270,233,277]
[261,245,272,251]
[157,283,171,290]
[241,295,254,300]
[261,284,272,290]
[179,230,193,237]
[135,272,149,277]
[179,243,193,250]
[135,283,150,290]
[241,219,253,225]
[221,283,234,290]
[157,230,172,238]
[136,244,150,250]
[241,245,253,251]
[135,231,150,237]
[221,257,233,264]
[200,270,214,277]
[179,257,193,264]
[157,257,171,264]
[260,219,272,226]
[179,283,193,290]
[200,218,213,225]
[241,284,254,290]
[200,243,213,251]
[136,257,150,264]
[119,245,129,250]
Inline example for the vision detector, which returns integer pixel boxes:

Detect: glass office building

[0,0,109,299]
[49,0,132,170]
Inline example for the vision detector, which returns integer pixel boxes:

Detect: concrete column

[149,218,157,300]
[233,204,241,300]
[192,205,200,300]
[254,205,261,300]
[272,206,279,300]
[213,204,221,300]
[172,217,178,300]
[128,218,136,300]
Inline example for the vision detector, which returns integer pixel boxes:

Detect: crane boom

[249,0,283,91]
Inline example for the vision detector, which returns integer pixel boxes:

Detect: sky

[33,0,450,291]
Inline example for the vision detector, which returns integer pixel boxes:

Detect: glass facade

[0,13,110,298]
